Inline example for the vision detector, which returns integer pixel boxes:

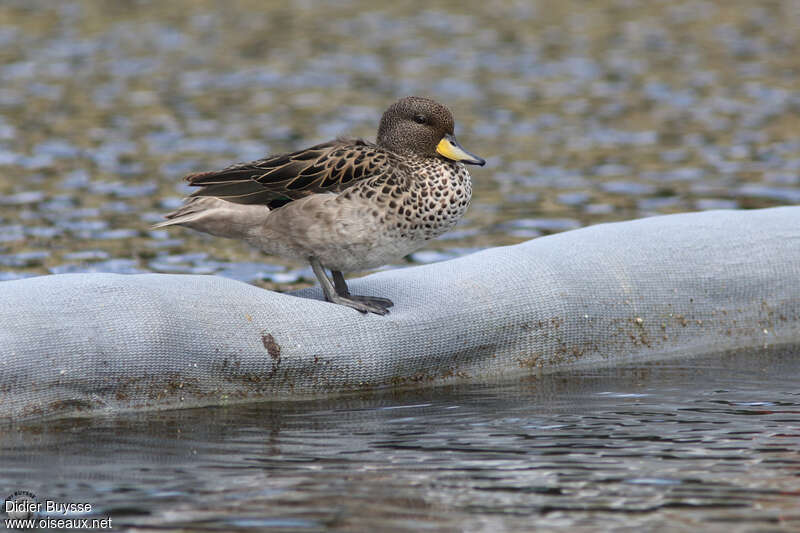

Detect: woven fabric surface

[2,207,799,421]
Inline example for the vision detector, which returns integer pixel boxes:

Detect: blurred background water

[1,0,799,531]
[1,0,799,286]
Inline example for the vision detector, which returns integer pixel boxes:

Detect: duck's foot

[328,294,390,315]
[310,259,392,316]
[331,271,394,310]
[349,295,394,310]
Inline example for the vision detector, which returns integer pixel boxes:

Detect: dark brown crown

[376,96,455,157]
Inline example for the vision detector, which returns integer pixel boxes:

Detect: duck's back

[185,140,402,208]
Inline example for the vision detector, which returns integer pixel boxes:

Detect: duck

[154,96,485,315]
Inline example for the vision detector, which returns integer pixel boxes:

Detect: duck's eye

[414,114,427,124]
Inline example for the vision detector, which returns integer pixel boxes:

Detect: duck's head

[376,96,485,166]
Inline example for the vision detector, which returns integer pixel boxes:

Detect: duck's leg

[332,270,394,309]
[309,258,389,315]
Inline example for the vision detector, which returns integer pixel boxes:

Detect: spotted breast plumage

[154,96,485,315]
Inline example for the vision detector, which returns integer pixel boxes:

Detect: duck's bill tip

[436,134,485,166]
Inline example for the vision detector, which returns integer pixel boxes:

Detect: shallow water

[2,1,800,530]
[1,0,800,288]
[1,348,798,532]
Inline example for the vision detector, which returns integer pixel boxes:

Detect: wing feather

[185,140,396,208]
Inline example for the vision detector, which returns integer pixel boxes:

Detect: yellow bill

[436,134,485,166]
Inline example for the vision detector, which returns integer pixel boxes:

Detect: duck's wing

[185,140,397,208]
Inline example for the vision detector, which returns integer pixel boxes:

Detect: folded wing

[186,140,395,208]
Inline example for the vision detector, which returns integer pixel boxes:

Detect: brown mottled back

[184,96,457,209]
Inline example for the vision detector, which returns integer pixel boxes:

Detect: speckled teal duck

[155,96,485,315]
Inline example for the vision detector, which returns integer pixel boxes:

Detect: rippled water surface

[1,0,799,287]
[2,1,800,530]
[1,348,798,531]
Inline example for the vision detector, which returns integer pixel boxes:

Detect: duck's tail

[152,197,270,240]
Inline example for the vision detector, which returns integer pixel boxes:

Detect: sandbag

[1,207,799,422]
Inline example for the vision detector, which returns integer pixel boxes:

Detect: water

[2,1,800,529]
[2,348,798,531]
[1,0,800,289]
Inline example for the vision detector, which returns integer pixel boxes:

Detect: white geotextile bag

[1,207,799,421]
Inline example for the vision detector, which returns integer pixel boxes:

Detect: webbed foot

[349,295,394,310]
[329,295,390,315]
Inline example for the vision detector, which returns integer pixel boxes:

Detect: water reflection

[2,348,798,530]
